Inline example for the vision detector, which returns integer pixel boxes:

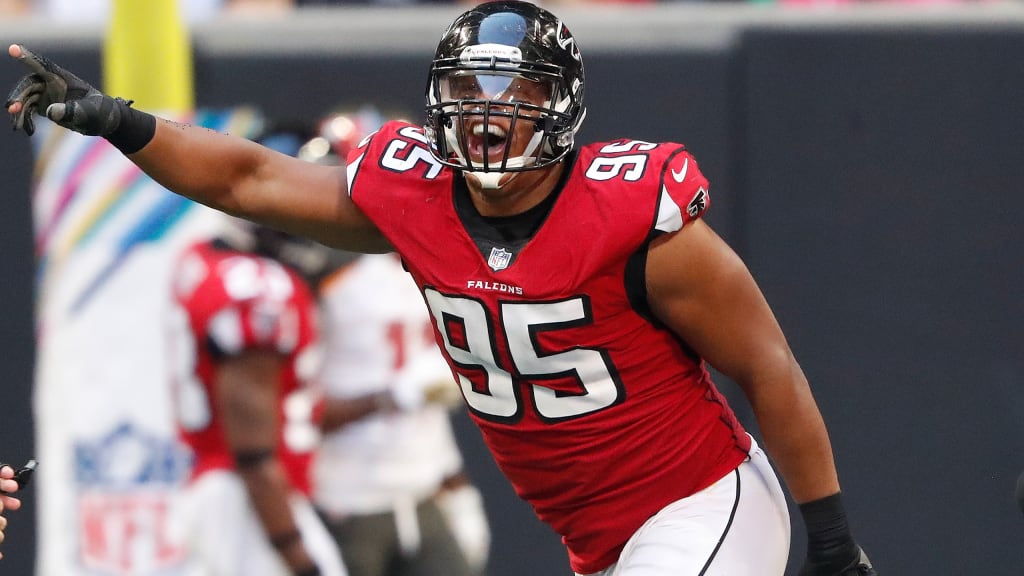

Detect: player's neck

[464,162,565,218]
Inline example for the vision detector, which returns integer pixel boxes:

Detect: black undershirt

[453,151,576,266]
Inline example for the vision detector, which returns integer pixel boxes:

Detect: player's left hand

[6,44,124,137]
[800,545,878,576]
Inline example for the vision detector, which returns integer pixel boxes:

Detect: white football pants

[577,437,791,576]
[172,470,348,576]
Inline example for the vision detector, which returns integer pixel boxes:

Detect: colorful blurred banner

[33,109,263,576]
[32,2,263,574]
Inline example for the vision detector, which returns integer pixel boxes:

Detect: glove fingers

[18,92,41,135]
[12,46,72,108]
[45,102,67,124]
[15,45,65,79]
[5,73,44,109]
[21,92,40,111]
[9,46,112,137]
[12,45,46,75]
[6,74,51,136]
[6,73,46,135]
[9,92,41,134]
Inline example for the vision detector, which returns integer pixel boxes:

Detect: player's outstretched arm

[5,44,391,254]
[646,220,877,576]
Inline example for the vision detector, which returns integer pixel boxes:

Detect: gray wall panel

[740,26,1024,576]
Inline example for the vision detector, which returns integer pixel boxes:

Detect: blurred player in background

[168,127,347,576]
[300,107,491,576]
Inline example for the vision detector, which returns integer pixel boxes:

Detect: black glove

[6,45,154,153]
[798,492,878,576]
[6,45,125,137]
[846,548,878,576]
[800,545,878,576]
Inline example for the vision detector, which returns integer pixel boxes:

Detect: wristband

[269,529,302,550]
[233,448,275,470]
[104,98,156,155]
[799,492,859,570]
[374,390,396,413]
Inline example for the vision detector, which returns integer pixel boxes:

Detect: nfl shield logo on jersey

[487,247,513,271]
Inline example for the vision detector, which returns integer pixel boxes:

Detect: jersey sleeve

[345,120,444,204]
[653,147,710,235]
[345,120,407,204]
[195,256,307,358]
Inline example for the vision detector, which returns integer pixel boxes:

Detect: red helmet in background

[298,105,408,166]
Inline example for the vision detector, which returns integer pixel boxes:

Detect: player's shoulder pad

[575,139,710,233]
[206,255,306,357]
[347,120,444,198]
[655,144,710,233]
[347,119,427,164]
[197,245,300,306]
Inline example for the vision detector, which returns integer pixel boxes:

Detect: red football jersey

[348,121,750,574]
[169,240,322,496]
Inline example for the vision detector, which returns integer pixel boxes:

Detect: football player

[6,2,877,574]
[166,128,346,576]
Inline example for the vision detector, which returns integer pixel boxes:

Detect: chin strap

[465,170,510,190]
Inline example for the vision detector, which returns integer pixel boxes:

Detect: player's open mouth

[468,123,509,161]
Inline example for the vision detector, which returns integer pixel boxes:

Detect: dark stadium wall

[1,12,1023,576]
[735,26,1024,576]
[0,44,50,576]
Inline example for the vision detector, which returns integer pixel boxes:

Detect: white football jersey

[313,253,463,515]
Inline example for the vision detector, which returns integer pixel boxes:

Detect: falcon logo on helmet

[555,22,581,63]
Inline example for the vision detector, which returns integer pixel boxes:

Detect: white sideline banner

[31,109,262,576]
